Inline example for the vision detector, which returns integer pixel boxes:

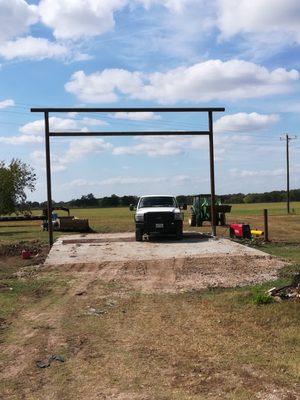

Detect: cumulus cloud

[63,139,112,164]
[65,69,144,103]
[230,168,285,178]
[217,0,300,43]
[137,0,192,12]
[0,134,43,145]
[38,0,196,42]
[113,112,161,121]
[31,138,112,172]
[39,0,126,40]
[20,116,108,136]
[0,0,38,42]
[0,36,70,61]
[110,111,275,157]
[65,60,299,104]
[214,112,279,133]
[113,136,187,157]
[0,99,15,109]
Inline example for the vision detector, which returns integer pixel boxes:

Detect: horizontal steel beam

[50,130,210,137]
[31,107,225,113]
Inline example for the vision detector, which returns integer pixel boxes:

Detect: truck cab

[132,195,185,241]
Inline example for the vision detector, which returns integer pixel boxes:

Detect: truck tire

[176,230,183,240]
[189,213,196,227]
[135,228,143,241]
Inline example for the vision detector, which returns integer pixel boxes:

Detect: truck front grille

[144,212,174,224]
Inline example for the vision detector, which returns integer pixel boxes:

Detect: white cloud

[113,112,161,121]
[63,139,112,164]
[230,168,285,178]
[214,112,279,133]
[39,0,126,40]
[0,36,70,61]
[113,136,187,157]
[20,116,108,136]
[80,117,108,126]
[137,0,192,12]
[111,128,258,158]
[31,150,66,172]
[20,117,77,136]
[65,69,144,103]
[38,0,196,42]
[217,0,300,43]
[0,134,43,145]
[31,138,112,172]
[0,0,38,42]
[0,99,15,109]
[63,174,192,189]
[65,60,299,104]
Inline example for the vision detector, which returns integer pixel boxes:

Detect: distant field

[230,202,300,215]
[0,202,299,244]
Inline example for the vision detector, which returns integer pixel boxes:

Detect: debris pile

[267,274,300,301]
[36,354,65,369]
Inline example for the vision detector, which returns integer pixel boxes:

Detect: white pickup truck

[130,195,186,241]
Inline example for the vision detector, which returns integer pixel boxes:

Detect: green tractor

[188,194,231,227]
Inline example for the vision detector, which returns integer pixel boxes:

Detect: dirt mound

[0,240,46,257]
[45,254,286,293]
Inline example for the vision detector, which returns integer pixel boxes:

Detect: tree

[100,194,120,207]
[80,193,98,207]
[0,159,36,215]
[120,195,138,206]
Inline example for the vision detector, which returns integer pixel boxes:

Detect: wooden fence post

[264,209,269,242]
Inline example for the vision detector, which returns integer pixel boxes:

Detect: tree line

[26,189,300,210]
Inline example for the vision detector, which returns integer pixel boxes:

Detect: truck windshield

[139,197,176,208]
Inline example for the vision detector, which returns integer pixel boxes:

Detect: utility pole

[280,134,297,214]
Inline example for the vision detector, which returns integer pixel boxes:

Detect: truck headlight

[174,212,183,220]
[135,214,144,222]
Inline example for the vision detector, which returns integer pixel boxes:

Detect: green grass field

[1,202,299,399]
[0,202,300,244]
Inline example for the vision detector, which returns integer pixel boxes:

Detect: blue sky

[0,0,299,201]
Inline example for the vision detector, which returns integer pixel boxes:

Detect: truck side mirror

[129,204,134,211]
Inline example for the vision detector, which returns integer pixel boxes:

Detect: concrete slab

[46,232,268,265]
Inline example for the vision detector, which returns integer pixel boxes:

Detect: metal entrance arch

[31,107,225,247]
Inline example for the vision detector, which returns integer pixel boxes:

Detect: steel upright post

[44,112,53,247]
[208,111,217,237]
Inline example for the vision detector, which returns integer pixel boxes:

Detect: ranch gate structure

[31,107,225,246]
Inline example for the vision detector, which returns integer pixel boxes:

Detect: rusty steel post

[208,111,217,237]
[44,112,53,247]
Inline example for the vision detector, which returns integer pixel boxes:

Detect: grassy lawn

[0,202,299,399]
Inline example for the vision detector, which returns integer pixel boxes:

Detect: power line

[280,134,297,214]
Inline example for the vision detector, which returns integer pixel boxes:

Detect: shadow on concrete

[62,232,211,245]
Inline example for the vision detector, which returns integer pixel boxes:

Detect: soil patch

[45,233,286,293]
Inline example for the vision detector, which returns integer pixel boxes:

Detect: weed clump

[252,293,274,305]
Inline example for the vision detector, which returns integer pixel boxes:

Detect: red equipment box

[229,223,251,239]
